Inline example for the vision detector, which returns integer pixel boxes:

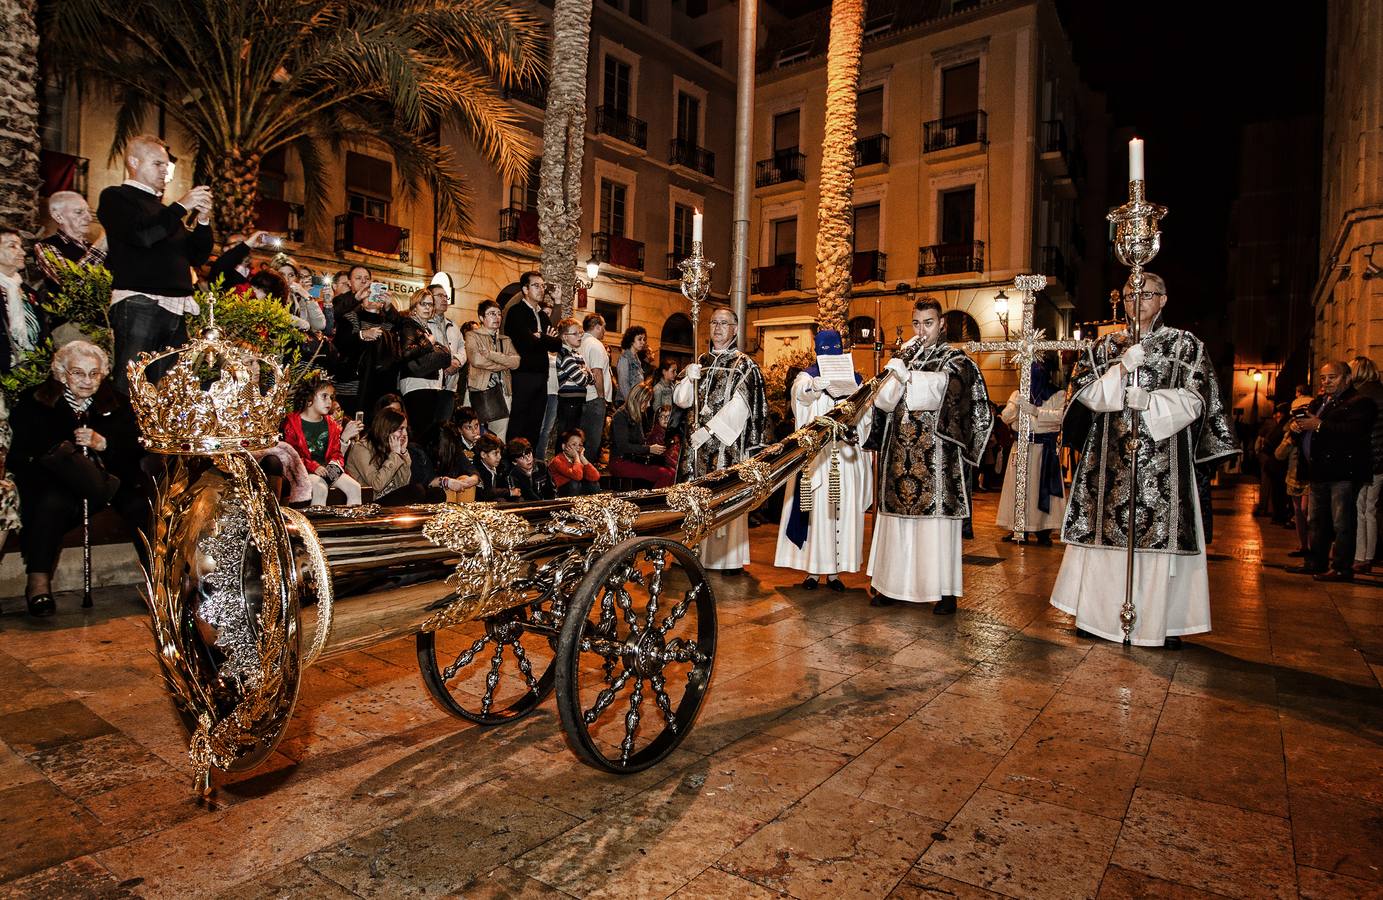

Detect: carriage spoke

[649,673,678,733]
[659,583,705,634]
[644,548,666,629]
[442,635,491,681]
[620,678,646,765]
[480,642,505,715]
[584,667,632,724]
[511,640,541,695]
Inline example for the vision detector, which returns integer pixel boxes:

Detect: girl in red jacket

[548,428,601,496]
[283,377,363,505]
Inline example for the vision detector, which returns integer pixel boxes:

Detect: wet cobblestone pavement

[0,482,1379,898]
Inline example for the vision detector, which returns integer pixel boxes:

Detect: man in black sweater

[503,270,560,446]
[97,135,213,393]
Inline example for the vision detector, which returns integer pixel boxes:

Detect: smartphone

[369,282,389,301]
[268,235,285,250]
[1290,407,1311,420]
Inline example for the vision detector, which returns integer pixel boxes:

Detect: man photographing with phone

[97,134,214,394]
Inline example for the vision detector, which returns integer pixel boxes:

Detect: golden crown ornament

[128,321,289,455]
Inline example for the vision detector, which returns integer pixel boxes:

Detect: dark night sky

[1053,0,1327,335]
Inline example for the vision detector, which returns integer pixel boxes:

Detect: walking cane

[77,409,93,608]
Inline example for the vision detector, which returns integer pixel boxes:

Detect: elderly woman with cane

[8,341,147,616]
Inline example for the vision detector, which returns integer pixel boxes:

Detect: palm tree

[42,0,547,237]
[1,0,41,231]
[814,0,865,333]
[537,0,593,319]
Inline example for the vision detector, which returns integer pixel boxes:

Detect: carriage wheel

[555,537,717,772]
[417,602,558,725]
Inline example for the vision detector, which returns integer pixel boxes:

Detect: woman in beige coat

[464,298,520,440]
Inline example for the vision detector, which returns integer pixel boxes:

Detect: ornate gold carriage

[130,327,879,791]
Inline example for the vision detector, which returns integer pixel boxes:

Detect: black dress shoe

[801,576,818,590]
[869,592,898,607]
[1285,564,1324,575]
[933,595,957,615]
[1075,627,1098,640]
[1314,571,1354,583]
[1035,531,1054,546]
[825,578,846,592]
[710,567,744,577]
[1163,636,1183,650]
[1287,549,1309,558]
[26,594,55,617]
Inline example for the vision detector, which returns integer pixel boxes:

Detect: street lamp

[1249,368,1263,422]
[1072,325,1082,341]
[576,260,599,291]
[993,289,1010,340]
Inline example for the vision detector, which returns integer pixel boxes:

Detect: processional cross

[964,273,1088,542]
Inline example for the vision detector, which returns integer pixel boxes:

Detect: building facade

[1312,0,1383,368]
[743,0,1106,400]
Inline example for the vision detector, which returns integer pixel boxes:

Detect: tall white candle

[1129,138,1144,182]
[692,209,703,243]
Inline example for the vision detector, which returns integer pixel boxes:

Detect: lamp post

[993,289,1011,340]
[1250,368,1263,422]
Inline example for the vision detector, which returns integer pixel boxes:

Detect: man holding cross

[1051,273,1238,647]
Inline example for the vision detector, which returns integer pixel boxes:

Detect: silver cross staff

[965,274,1088,541]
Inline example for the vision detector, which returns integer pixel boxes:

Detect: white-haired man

[97,135,213,393]
[36,191,106,285]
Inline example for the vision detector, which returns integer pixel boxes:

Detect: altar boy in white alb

[774,329,872,589]
[996,358,1067,543]
[673,306,768,572]
[1051,274,1238,647]
[867,298,992,614]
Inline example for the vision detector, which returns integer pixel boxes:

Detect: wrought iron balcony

[595,106,648,150]
[854,133,889,168]
[1041,120,1067,155]
[591,231,645,271]
[666,251,694,280]
[755,149,807,187]
[254,198,305,243]
[499,206,540,246]
[851,249,887,283]
[923,111,988,153]
[751,262,802,294]
[334,213,410,262]
[39,150,90,198]
[917,240,984,276]
[669,138,715,177]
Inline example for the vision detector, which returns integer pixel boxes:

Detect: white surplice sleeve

[905,371,948,412]
[706,393,749,445]
[875,372,905,411]
[1142,388,1204,442]
[672,377,696,409]
[1077,365,1127,412]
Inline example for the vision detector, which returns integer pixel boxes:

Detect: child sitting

[474,433,510,502]
[283,377,363,505]
[504,437,555,501]
[549,428,601,496]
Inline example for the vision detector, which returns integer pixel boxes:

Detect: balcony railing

[923,111,988,153]
[851,249,887,283]
[39,150,89,198]
[254,197,305,242]
[499,206,540,246]
[595,106,648,150]
[751,262,802,294]
[666,251,694,280]
[917,240,984,276]
[669,138,716,177]
[591,232,645,271]
[334,213,410,262]
[1040,120,1067,155]
[755,149,807,187]
[854,133,890,167]
[502,80,548,110]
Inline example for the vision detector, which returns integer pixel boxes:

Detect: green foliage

[0,340,55,402]
[36,248,113,350]
[764,348,817,425]
[188,281,304,362]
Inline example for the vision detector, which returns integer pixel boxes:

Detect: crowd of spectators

[0,135,677,616]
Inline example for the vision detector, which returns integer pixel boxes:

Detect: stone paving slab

[0,484,1379,898]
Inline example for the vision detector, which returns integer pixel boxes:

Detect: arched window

[848,315,876,345]
[943,310,980,343]
[660,313,694,352]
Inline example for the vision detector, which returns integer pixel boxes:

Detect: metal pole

[729,0,758,348]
